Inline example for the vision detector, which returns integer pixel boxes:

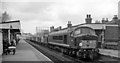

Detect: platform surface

[99,48,120,58]
[2,39,52,61]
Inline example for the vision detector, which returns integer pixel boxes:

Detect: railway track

[25,40,119,63]
[26,40,81,63]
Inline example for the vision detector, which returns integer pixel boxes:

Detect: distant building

[36,27,49,36]
[35,27,49,42]
[118,1,120,19]
[21,33,32,39]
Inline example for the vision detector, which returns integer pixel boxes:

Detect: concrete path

[2,39,52,61]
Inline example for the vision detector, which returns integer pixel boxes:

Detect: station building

[0,20,21,55]
[50,14,119,49]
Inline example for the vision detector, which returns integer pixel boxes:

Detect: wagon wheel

[13,49,16,55]
[6,52,8,55]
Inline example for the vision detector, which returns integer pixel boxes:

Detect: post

[0,30,3,56]
[101,26,105,48]
[8,27,11,44]
[8,25,12,44]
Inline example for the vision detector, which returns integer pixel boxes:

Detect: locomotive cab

[72,27,99,60]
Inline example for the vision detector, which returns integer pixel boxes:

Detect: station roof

[80,23,118,30]
[55,23,118,31]
[0,20,21,29]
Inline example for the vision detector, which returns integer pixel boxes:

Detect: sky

[1,0,120,34]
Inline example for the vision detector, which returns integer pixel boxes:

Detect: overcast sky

[1,0,120,34]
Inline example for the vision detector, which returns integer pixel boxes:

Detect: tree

[2,11,11,22]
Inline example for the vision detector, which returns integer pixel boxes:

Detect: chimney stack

[50,26,54,32]
[106,18,109,22]
[59,26,62,30]
[85,14,92,24]
[113,15,118,20]
[112,15,118,24]
[67,21,72,28]
[102,18,105,23]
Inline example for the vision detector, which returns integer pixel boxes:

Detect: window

[53,36,63,40]
[81,28,95,34]
[74,27,96,36]
[59,36,63,40]
[74,29,81,35]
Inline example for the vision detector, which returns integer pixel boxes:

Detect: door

[74,38,77,46]
[64,35,67,44]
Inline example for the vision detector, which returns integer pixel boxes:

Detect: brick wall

[105,26,119,42]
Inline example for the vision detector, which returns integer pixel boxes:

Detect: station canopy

[0,20,21,30]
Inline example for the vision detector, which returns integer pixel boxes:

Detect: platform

[2,39,52,62]
[99,48,120,59]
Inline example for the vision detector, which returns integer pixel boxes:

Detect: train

[27,26,100,60]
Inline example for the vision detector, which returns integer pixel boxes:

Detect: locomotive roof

[49,27,75,35]
[49,26,93,35]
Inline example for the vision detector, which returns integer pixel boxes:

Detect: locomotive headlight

[71,39,73,41]
[79,43,82,46]
[89,41,92,43]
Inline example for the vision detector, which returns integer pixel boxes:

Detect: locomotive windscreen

[74,27,96,36]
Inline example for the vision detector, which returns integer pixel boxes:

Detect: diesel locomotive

[28,26,100,60]
[48,26,99,60]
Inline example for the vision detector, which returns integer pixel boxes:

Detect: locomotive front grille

[80,40,96,48]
